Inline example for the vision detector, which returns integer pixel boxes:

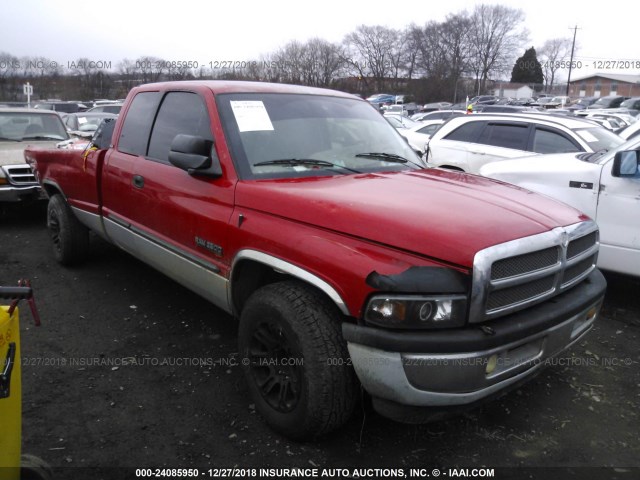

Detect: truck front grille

[4,164,37,185]
[471,221,599,323]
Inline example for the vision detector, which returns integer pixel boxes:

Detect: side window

[477,123,529,150]
[147,92,212,163]
[118,92,161,156]
[443,121,486,142]
[418,124,440,135]
[533,128,581,154]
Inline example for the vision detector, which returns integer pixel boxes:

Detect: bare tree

[538,38,573,91]
[135,56,166,84]
[468,4,528,94]
[300,38,344,87]
[272,41,305,84]
[440,13,473,102]
[342,25,400,91]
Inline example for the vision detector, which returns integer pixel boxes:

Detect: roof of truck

[134,80,359,98]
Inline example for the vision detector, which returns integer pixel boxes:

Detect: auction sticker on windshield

[230,100,274,132]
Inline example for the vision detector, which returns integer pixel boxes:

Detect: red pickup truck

[26,81,606,439]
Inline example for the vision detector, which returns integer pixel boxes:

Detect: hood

[235,169,589,268]
[0,140,60,167]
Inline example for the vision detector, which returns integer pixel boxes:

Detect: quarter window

[118,92,161,156]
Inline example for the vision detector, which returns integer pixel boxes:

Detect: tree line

[0,4,574,103]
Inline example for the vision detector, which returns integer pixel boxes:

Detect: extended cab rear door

[101,87,235,310]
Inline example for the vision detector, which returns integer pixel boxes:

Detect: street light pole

[566,25,579,96]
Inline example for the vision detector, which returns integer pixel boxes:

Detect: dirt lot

[1,202,639,480]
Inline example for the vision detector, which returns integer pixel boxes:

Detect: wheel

[47,194,89,265]
[238,281,356,439]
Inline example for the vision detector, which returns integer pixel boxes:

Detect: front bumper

[343,269,606,409]
[0,164,42,202]
[0,184,42,202]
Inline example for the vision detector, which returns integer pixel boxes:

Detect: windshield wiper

[0,137,21,142]
[355,152,408,163]
[253,158,361,174]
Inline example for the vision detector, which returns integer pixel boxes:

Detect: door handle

[0,342,16,399]
[132,175,145,189]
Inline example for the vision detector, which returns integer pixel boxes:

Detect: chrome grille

[4,164,37,185]
[486,275,556,311]
[471,221,599,323]
[567,231,597,259]
[491,247,559,280]
[562,254,598,286]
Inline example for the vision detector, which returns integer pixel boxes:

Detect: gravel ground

[1,202,639,480]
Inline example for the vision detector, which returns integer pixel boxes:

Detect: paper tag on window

[230,101,274,132]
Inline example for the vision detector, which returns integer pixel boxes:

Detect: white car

[401,120,445,154]
[411,110,465,122]
[425,113,623,173]
[479,136,640,277]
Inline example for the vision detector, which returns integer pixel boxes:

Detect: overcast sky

[1,0,638,80]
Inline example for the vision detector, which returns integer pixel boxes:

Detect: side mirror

[612,150,640,177]
[168,134,222,177]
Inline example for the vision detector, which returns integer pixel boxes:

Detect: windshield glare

[217,93,422,179]
[0,112,68,141]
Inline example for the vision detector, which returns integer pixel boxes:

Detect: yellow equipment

[0,284,49,480]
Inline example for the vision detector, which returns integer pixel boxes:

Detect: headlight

[0,168,7,185]
[365,295,467,329]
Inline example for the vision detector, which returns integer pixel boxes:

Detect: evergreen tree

[511,47,544,84]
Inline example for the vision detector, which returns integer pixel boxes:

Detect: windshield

[74,115,114,132]
[597,134,640,164]
[592,97,614,107]
[0,112,69,141]
[216,93,422,179]
[575,127,624,152]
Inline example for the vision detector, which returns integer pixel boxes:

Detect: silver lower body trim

[103,217,231,313]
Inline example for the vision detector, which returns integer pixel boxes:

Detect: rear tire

[47,194,89,265]
[238,281,356,440]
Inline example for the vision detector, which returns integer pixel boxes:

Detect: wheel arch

[42,180,66,199]
[229,250,350,318]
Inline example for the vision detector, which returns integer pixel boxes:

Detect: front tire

[238,281,356,439]
[47,194,89,265]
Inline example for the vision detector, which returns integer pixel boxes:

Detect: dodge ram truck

[26,81,607,439]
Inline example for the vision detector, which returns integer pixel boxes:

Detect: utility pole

[566,25,579,96]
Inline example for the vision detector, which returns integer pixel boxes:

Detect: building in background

[568,73,640,98]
